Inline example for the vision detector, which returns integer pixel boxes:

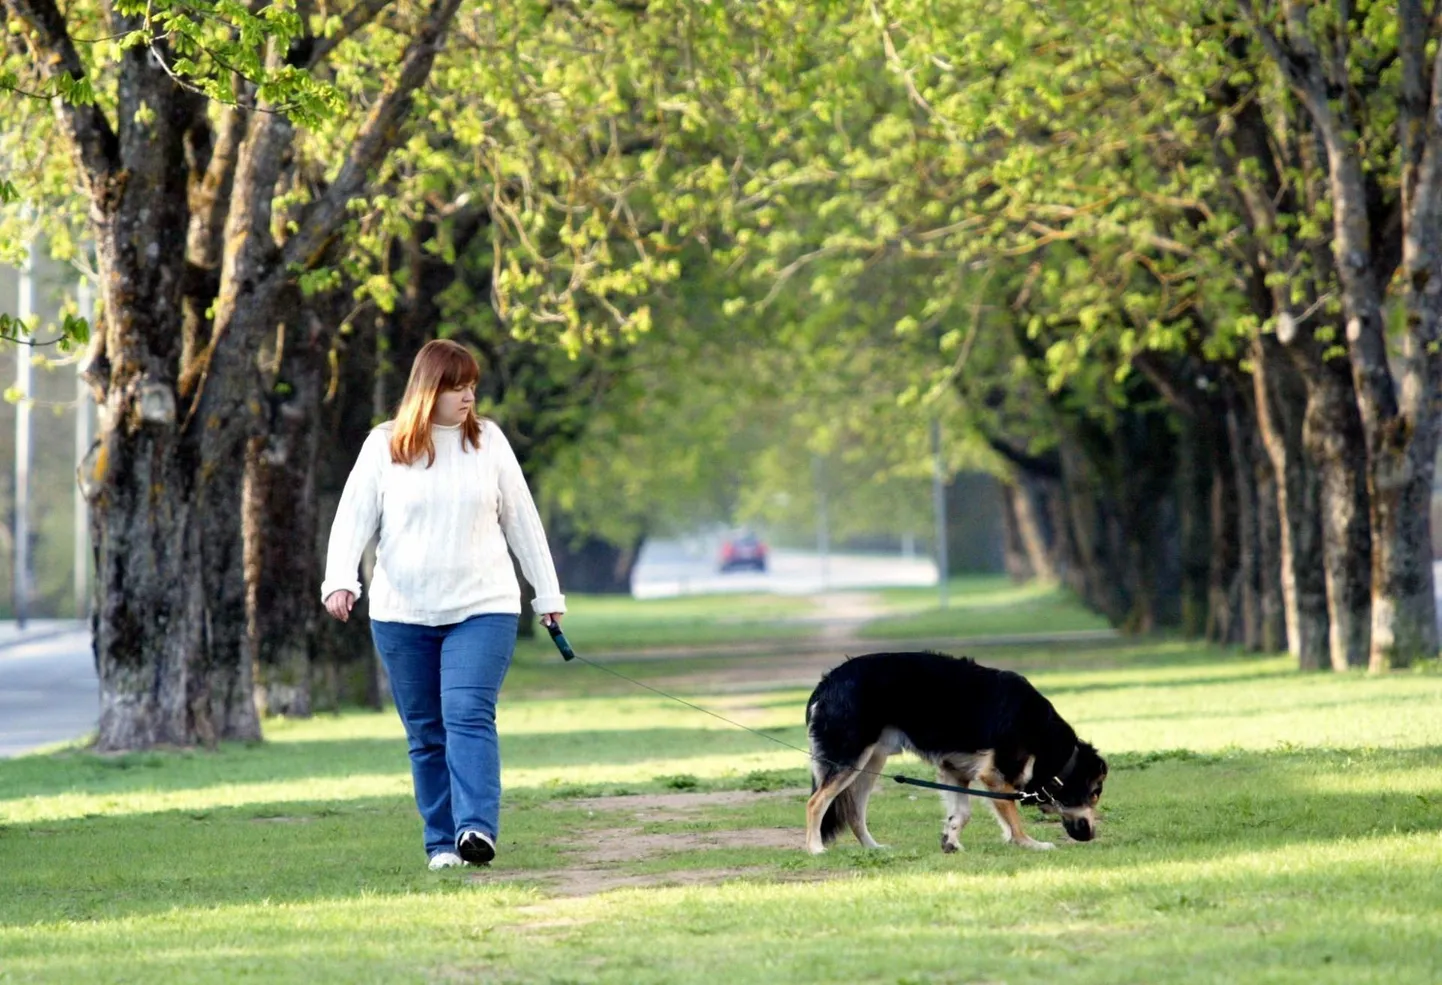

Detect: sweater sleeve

[490,423,567,614]
[320,429,386,603]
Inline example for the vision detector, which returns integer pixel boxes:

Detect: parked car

[719,531,768,573]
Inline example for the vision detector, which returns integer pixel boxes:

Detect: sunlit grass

[860,579,1111,638]
[522,591,816,652]
[504,576,1105,657]
[2,639,1440,983]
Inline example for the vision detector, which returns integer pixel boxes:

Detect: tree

[3,0,464,747]
[1238,0,1442,669]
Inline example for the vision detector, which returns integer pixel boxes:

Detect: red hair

[390,340,483,466]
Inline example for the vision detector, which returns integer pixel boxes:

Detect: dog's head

[1037,741,1107,842]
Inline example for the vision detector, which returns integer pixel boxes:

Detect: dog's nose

[1064,818,1094,842]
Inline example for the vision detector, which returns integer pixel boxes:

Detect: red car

[719,532,768,573]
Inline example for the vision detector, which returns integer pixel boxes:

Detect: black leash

[545,622,1032,804]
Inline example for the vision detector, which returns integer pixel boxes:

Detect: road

[0,628,96,758]
[630,539,939,599]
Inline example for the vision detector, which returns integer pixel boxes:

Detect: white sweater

[321,419,566,625]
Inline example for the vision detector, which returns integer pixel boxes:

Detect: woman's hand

[539,613,562,630]
[325,590,356,623]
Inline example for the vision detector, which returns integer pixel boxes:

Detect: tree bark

[312,313,386,710]
[1176,418,1214,639]
[1254,436,1287,653]
[1001,476,1059,583]
[550,524,644,594]
[1245,3,1442,668]
[65,33,218,750]
[1224,383,1264,651]
[247,313,328,717]
[1206,420,1242,646]
[202,470,263,740]
[1251,337,1329,668]
[16,0,486,747]
[1299,358,1373,669]
[84,415,211,749]
[1056,440,1129,625]
[999,483,1036,582]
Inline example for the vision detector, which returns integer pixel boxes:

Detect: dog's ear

[1079,741,1106,777]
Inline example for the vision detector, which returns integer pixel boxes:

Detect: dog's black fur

[804,651,1107,854]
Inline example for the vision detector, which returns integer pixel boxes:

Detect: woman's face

[432,383,476,426]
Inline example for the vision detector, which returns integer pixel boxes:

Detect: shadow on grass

[0,724,816,803]
[1,745,1439,931]
[0,651,1428,805]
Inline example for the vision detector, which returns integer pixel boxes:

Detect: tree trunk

[313,313,385,710]
[86,419,212,749]
[31,0,465,750]
[1365,430,1441,670]
[1269,22,1441,669]
[1224,385,1263,650]
[1254,436,1287,653]
[1251,337,1330,668]
[247,315,327,717]
[1176,418,1214,639]
[1206,424,1242,645]
[1117,400,1181,633]
[550,523,644,594]
[1379,0,1442,670]
[1001,476,1059,582]
[202,470,262,740]
[999,483,1036,582]
[81,65,220,749]
[1296,358,1373,670]
[1057,440,1129,625]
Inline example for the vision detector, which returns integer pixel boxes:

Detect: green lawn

[514,577,1108,662]
[3,636,1440,982]
[518,591,816,654]
[859,577,1111,638]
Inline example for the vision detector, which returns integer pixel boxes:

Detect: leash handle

[545,621,576,661]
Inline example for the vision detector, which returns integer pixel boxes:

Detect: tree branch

[1399,0,1432,215]
[984,434,1063,482]
[302,0,395,67]
[5,0,120,194]
[1238,0,1339,139]
[281,0,464,273]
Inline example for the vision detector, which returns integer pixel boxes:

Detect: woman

[321,339,565,871]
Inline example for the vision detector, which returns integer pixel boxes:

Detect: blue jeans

[370,613,519,858]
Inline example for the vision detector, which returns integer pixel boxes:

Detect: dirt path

[496,789,817,899]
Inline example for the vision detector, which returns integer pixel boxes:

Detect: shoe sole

[458,834,495,866]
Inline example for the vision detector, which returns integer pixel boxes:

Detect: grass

[508,576,1108,662]
[514,591,817,653]
[859,577,1111,638]
[3,593,1441,983]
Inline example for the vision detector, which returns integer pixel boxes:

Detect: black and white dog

[804,652,1107,854]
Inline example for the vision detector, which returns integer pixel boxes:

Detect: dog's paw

[1018,838,1055,851]
[805,841,827,856]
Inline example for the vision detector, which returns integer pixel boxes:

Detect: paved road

[0,629,96,758]
[631,540,938,599]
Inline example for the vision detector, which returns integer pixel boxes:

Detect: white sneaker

[428,851,463,871]
[457,830,496,866]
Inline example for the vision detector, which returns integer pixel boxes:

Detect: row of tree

[2,0,1439,750]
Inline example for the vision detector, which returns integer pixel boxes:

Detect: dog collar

[1022,746,1080,807]
[1055,745,1080,784]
